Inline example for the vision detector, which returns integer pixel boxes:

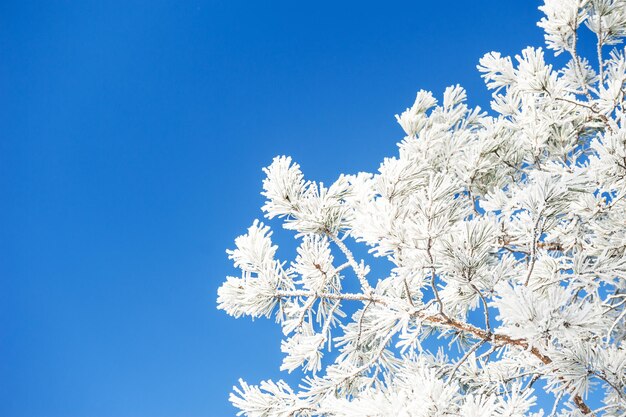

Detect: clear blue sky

[2,1,547,416]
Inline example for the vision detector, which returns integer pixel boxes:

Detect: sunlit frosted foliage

[217,1,626,415]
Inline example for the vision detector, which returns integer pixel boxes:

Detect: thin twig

[470,283,491,333]
[427,237,448,319]
[447,339,487,383]
[403,278,415,307]
[524,213,544,286]
[356,301,373,348]
[327,231,373,293]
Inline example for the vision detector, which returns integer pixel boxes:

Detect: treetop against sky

[218,1,626,416]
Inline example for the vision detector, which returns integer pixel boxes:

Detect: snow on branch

[217,2,626,415]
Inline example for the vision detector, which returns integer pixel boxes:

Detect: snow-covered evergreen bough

[217,1,626,415]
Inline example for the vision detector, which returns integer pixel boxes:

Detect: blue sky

[1,1,549,416]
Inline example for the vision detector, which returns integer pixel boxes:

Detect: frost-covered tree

[217,1,626,415]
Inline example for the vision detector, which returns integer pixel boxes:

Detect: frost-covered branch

[217,1,626,415]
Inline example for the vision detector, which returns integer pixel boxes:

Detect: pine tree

[217,1,626,415]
